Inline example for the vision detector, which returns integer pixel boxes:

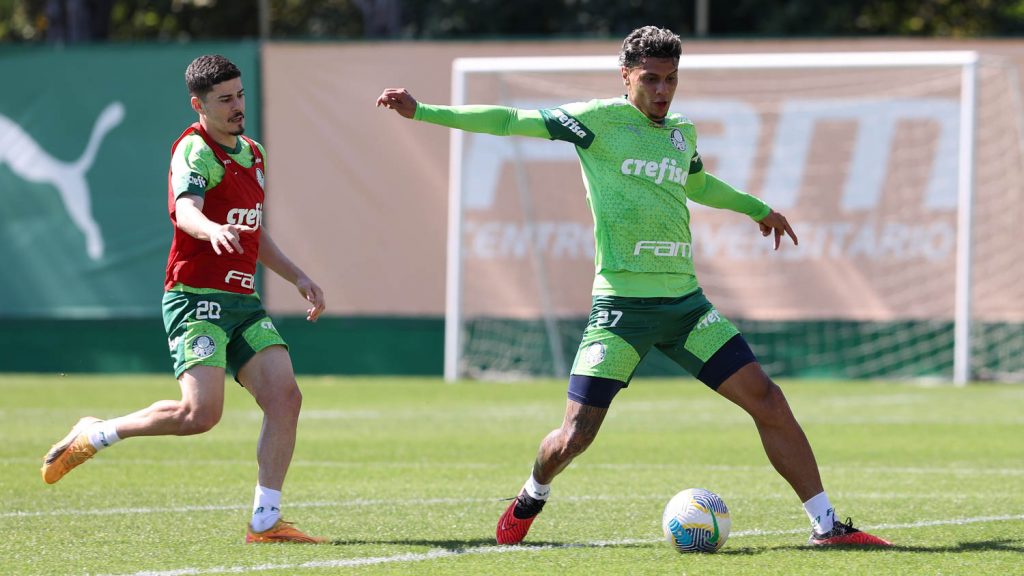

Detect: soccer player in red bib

[41,55,327,544]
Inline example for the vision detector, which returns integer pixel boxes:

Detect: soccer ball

[662,488,731,553]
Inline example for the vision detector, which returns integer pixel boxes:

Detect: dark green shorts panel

[226,317,288,376]
[162,289,288,378]
[570,289,740,383]
[657,307,741,376]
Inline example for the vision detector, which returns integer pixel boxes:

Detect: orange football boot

[41,417,101,484]
[245,519,326,544]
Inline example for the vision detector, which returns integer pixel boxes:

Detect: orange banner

[262,39,1024,323]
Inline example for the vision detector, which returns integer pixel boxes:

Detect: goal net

[446,51,1024,384]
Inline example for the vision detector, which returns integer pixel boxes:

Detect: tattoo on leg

[532,402,609,483]
[568,403,606,453]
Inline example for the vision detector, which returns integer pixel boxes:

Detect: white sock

[251,485,282,532]
[523,474,551,501]
[86,421,121,451]
[803,491,835,534]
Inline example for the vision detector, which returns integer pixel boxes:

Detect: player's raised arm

[375,88,550,139]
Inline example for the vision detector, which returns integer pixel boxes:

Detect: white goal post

[445,51,982,384]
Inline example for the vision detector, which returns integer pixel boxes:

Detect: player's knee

[751,380,793,425]
[178,404,221,435]
[262,381,302,420]
[282,383,303,416]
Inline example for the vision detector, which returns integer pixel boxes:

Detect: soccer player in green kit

[42,55,325,544]
[377,26,890,548]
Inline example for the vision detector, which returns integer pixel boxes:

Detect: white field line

[4,497,489,519]
[6,456,1024,477]
[5,486,1016,519]
[4,494,697,519]
[95,514,1024,576]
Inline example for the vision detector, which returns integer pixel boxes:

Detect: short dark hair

[185,55,241,100]
[618,26,682,68]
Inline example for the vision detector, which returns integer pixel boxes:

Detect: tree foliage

[714,0,1024,37]
[2,0,1024,43]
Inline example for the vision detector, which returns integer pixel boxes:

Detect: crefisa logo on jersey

[189,173,208,189]
[670,129,687,153]
[226,202,262,229]
[190,335,216,358]
[256,167,265,189]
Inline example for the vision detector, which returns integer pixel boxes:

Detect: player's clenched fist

[376,88,418,119]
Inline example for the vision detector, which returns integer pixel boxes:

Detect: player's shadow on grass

[325,538,654,550]
[326,538,1023,554]
[719,539,1024,555]
[327,538,498,548]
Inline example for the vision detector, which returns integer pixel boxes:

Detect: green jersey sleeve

[414,103,549,138]
[685,170,771,221]
[538,102,597,148]
[413,101,598,148]
[170,134,219,200]
[170,134,266,200]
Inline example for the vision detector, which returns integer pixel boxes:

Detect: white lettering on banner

[679,100,760,192]
[461,97,960,263]
[464,97,957,214]
[464,221,595,260]
[760,99,959,212]
[464,219,953,263]
[692,220,955,262]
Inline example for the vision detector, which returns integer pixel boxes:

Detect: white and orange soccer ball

[662,488,731,553]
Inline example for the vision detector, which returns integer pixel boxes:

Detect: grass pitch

[3,374,1023,575]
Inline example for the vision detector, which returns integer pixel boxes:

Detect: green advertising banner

[0,42,259,318]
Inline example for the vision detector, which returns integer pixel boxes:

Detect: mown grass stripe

[96,514,1024,576]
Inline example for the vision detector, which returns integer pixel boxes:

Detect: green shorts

[162,285,288,378]
[570,289,741,384]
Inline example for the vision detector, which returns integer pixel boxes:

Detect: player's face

[192,77,246,145]
[622,57,678,123]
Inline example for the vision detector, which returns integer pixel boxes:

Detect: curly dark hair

[618,26,682,68]
[185,55,242,100]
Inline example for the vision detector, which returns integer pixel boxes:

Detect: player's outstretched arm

[376,88,418,119]
[258,230,326,322]
[376,87,550,138]
[757,209,799,251]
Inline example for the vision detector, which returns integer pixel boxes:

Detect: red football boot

[496,490,546,545]
[809,517,892,547]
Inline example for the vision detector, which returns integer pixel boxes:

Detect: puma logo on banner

[0,101,125,260]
